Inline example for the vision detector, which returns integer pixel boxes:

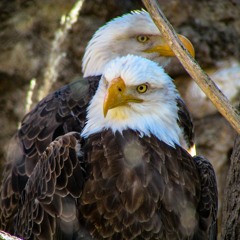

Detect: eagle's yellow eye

[136,84,148,93]
[136,35,149,43]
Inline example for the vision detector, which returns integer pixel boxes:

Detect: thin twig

[142,0,240,134]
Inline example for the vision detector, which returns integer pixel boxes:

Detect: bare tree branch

[142,0,240,134]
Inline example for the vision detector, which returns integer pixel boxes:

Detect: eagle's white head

[82,55,182,147]
[82,10,194,77]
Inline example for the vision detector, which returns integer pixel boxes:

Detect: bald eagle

[82,10,195,77]
[0,10,195,233]
[13,55,217,239]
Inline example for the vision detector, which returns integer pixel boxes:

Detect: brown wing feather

[193,155,218,240]
[15,132,85,240]
[0,76,100,232]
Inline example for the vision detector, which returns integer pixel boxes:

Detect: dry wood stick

[142,0,240,134]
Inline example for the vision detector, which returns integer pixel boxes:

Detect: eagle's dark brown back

[0,76,100,231]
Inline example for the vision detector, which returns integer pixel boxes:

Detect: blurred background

[0,0,239,236]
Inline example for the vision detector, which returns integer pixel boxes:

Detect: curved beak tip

[178,34,195,58]
[144,34,195,58]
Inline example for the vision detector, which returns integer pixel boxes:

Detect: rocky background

[0,0,239,238]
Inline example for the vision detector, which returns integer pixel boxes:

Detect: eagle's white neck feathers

[82,10,169,77]
[82,55,182,148]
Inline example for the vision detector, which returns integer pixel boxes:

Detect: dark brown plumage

[0,76,99,232]
[14,130,216,240]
